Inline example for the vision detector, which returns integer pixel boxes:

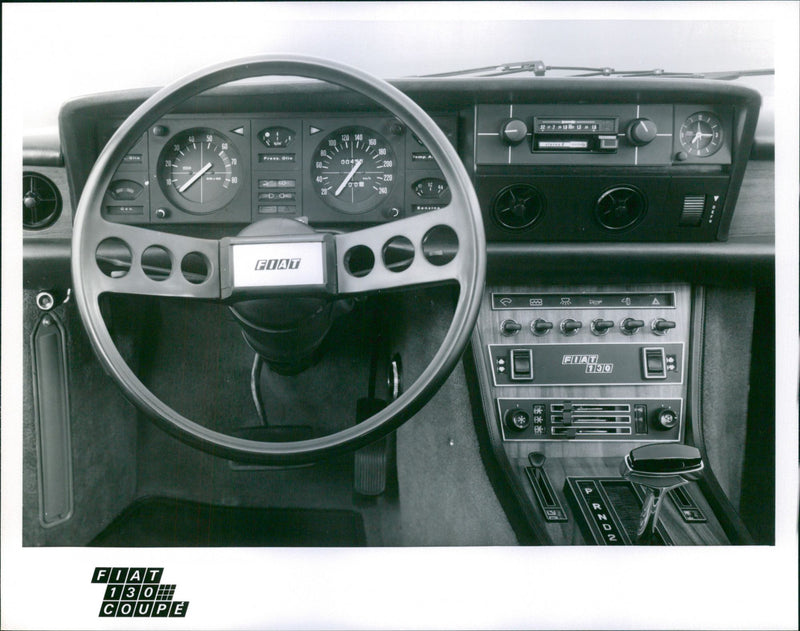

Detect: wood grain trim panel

[727,160,774,239]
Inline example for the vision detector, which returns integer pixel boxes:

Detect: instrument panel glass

[157,127,242,214]
[310,126,397,214]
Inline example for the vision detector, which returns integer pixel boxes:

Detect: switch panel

[478,283,690,443]
[489,343,683,386]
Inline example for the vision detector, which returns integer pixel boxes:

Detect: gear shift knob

[620,444,703,544]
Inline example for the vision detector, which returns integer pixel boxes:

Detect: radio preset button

[598,135,619,152]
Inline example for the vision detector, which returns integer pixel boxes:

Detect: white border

[3,3,798,630]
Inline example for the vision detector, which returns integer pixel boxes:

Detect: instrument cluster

[100,113,456,226]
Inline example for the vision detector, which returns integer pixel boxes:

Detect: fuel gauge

[107,179,144,201]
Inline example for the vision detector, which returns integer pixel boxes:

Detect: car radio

[532,116,620,153]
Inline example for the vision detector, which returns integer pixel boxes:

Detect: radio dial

[627,118,658,146]
[500,118,529,146]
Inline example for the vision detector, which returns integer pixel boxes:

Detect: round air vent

[23,172,62,229]
[492,184,545,231]
[594,185,647,231]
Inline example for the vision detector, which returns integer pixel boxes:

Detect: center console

[470,283,730,545]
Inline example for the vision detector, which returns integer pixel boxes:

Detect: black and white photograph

[2,2,798,629]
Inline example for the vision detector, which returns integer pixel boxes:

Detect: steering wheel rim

[72,54,486,464]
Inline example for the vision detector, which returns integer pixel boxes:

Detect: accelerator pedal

[353,397,393,496]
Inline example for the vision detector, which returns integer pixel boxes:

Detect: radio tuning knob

[627,118,658,146]
[500,118,529,146]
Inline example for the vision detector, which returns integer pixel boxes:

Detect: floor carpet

[89,497,367,547]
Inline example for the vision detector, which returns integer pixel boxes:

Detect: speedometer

[311,126,396,214]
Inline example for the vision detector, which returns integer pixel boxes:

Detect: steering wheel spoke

[82,220,220,300]
[335,204,469,294]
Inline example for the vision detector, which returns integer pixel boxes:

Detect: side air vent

[23,172,62,230]
[492,184,545,231]
[594,185,647,231]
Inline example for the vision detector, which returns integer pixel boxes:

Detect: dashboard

[49,77,762,249]
[20,73,775,553]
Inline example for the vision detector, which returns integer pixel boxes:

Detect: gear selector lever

[620,444,703,544]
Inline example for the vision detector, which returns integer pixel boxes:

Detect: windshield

[6,3,777,132]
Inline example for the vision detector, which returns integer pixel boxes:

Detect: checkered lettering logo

[92,567,189,617]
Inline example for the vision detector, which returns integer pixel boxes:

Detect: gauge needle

[179,162,213,193]
[335,159,363,197]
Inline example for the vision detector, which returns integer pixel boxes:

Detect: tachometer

[311,126,396,214]
[158,127,242,214]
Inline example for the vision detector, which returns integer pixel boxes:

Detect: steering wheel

[72,55,486,464]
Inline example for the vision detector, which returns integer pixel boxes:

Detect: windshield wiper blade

[421,61,774,80]
[695,68,775,80]
[423,60,548,78]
